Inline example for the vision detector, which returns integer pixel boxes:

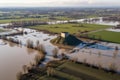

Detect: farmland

[88,30,120,43]
[20,60,120,80]
[29,23,120,44]
[0,18,49,24]
[29,23,110,34]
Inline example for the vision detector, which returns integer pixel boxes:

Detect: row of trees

[6,20,47,28]
[70,56,118,74]
[16,40,47,80]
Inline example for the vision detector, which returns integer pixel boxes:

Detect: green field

[21,61,120,80]
[29,23,110,34]
[0,17,72,24]
[56,61,120,80]
[88,30,120,43]
[0,18,51,23]
[53,16,72,20]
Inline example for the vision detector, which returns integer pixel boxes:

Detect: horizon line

[0,6,120,8]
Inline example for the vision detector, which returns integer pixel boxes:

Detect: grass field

[21,60,120,80]
[88,30,120,43]
[39,61,120,80]
[29,23,110,34]
[40,71,80,80]
[0,18,51,23]
[56,61,120,80]
[53,16,72,20]
[0,17,72,24]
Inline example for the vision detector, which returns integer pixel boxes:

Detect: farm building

[61,32,69,38]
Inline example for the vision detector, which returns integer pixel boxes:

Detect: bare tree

[26,39,34,48]
[97,63,102,69]
[109,63,117,72]
[47,67,55,76]
[34,54,42,65]
[52,48,58,58]
[98,51,101,57]
[16,71,22,80]
[72,57,78,63]
[115,46,119,51]
[35,40,40,50]
[83,58,87,64]
[22,65,28,73]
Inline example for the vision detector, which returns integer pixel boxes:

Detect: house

[61,32,69,38]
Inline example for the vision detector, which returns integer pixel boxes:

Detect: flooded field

[68,45,120,73]
[0,40,39,80]
[66,17,119,26]
[0,28,60,80]
[0,17,120,80]
[87,17,119,26]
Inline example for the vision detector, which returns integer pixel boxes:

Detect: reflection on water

[0,39,38,80]
[8,41,18,47]
[26,48,36,55]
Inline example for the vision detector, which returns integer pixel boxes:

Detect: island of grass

[29,23,111,34]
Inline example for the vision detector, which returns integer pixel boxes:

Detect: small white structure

[61,32,69,38]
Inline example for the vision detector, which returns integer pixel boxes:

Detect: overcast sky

[0,0,119,7]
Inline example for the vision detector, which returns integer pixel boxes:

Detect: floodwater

[76,42,115,50]
[0,23,10,27]
[77,17,119,26]
[0,17,120,80]
[0,28,58,80]
[68,47,120,72]
[85,17,119,26]
[46,17,119,26]
[0,40,39,80]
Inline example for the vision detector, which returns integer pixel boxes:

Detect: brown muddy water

[0,40,39,80]
[0,28,58,80]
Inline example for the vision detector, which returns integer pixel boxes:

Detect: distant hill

[51,34,82,46]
